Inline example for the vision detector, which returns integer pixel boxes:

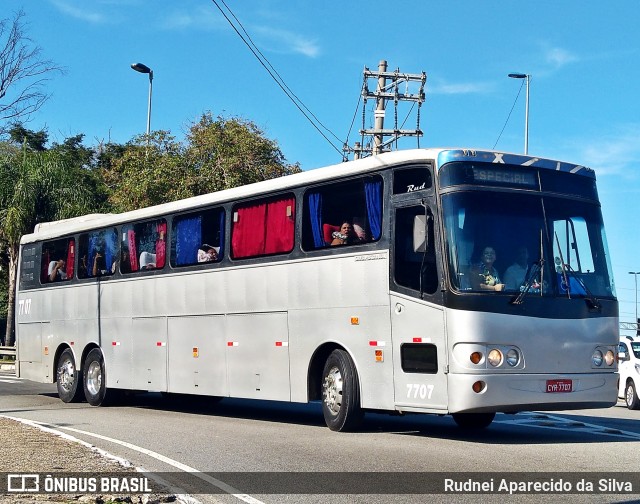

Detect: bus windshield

[442,191,615,298]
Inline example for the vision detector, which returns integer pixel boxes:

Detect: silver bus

[15,148,619,431]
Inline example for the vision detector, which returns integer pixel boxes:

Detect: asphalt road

[1,370,640,504]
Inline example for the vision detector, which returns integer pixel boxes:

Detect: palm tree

[0,147,97,346]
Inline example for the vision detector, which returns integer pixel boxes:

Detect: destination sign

[472,167,537,187]
[438,161,539,190]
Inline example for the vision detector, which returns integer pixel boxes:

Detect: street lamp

[508,72,530,155]
[629,271,640,324]
[131,62,153,139]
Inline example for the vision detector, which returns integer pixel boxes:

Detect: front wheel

[451,412,496,429]
[83,348,111,406]
[56,348,84,403]
[625,381,640,410]
[321,349,364,432]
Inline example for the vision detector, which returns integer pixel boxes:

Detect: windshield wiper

[510,259,544,305]
[562,263,601,310]
[510,229,545,305]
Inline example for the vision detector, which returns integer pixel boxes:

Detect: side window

[121,219,167,273]
[78,228,118,278]
[171,207,225,267]
[41,237,75,283]
[393,166,432,194]
[394,205,438,294]
[231,194,295,259]
[302,175,383,250]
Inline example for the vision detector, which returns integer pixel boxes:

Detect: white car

[618,337,640,410]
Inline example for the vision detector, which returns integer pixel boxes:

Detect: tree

[8,123,47,151]
[0,10,63,134]
[101,130,190,212]
[103,113,301,211]
[0,148,99,346]
[184,113,301,195]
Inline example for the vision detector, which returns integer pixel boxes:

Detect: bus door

[389,199,448,412]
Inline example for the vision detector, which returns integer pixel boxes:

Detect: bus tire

[452,412,495,429]
[321,349,364,432]
[625,381,640,410]
[83,348,108,406]
[56,348,84,403]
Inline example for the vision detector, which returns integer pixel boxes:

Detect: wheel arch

[53,344,73,383]
[308,342,356,401]
[81,342,101,369]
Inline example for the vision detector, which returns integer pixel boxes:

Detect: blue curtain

[176,216,202,265]
[104,230,116,272]
[87,233,99,276]
[365,180,382,240]
[308,192,324,248]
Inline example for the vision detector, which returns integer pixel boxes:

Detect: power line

[493,79,525,150]
[211,0,344,158]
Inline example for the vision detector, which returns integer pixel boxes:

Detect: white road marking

[495,411,640,440]
[23,418,265,504]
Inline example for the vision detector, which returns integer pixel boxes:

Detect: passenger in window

[197,244,218,263]
[139,251,157,270]
[92,252,111,276]
[120,249,131,274]
[331,221,358,246]
[504,246,529,291]
[78,255,89,278]
[48,258,67,282]
[472,246,504,291]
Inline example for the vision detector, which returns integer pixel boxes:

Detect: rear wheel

[452,412,495,429]
[56,348,84,403]
[321,349,364,432]
[625,381,640,410]
[83,348,112,406]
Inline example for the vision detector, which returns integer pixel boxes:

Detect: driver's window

[394,205,438,295]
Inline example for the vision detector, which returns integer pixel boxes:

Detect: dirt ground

[0,416,179,503]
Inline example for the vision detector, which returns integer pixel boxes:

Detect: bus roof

[20,148,596,244]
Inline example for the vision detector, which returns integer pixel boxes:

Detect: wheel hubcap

[322,365,343,416]
[86,361,102,396]
[57,359,75,392]
[626,386,633,406]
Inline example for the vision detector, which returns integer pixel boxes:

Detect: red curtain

[232,203,267,258]
[265,197,295,254]
[65,239,75,279]
[128,229,138,271]
[155,222,167,268]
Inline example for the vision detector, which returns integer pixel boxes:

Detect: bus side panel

[16,322,48,382]
[102,316,133,389]
[131,317,167,392]
[226,312,290,401]
[286,252,395,410]
[167,315,228,396]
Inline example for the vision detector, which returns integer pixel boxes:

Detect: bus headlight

[487,349,503,367]
[592,350,603,367]
[506,349,520,367]
[604,350,615,366]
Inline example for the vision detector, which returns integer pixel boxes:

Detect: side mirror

[413,215,427,253]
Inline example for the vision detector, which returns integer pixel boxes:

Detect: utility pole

[345,59,426,160]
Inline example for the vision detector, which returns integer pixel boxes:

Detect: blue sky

[8,0,640,329]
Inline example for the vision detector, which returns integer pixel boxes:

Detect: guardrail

[0,346,16,358]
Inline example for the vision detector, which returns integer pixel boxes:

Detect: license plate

[546,379,573,393]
